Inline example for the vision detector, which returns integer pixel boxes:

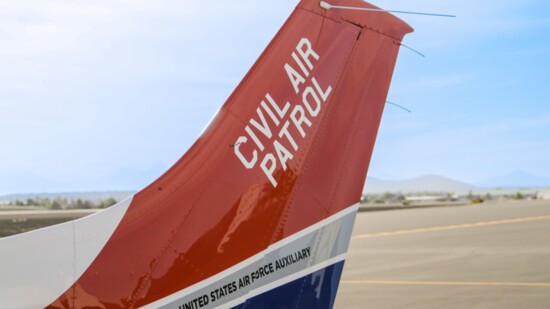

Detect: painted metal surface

[0,197,133,308]
[146,205,356,308]
[0,0,412,308]
[230,261,345,309]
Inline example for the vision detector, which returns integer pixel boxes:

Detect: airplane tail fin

[1,1,412,308]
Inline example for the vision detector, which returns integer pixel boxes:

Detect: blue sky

[0,0,549,194]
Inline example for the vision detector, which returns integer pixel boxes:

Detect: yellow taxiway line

[352,215,550,239]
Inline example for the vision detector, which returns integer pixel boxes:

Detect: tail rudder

[37,0,413,307]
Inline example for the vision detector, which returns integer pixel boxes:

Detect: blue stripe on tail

[232,261,345,309]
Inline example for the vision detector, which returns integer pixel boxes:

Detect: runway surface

[334,200,550,309]
[0,209,99,237]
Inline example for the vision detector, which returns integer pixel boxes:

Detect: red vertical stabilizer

[42,0,413,308]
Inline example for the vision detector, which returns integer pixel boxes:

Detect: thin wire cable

[386,101,412,113]
[320,1,456,18]
[399,43,425,58]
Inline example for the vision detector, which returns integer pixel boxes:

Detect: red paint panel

[48,0,412,307]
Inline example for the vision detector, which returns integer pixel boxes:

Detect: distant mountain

[364,175,477,194]
[479,171,550,188]
[0,191,135,204]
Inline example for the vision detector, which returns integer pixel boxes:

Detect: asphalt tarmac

[0,209,99,237]
[334,200,550,309]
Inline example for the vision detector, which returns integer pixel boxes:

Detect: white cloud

[0,0,298,193]
[1,0,549,193]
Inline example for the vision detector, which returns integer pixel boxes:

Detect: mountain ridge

[364,172,550,194]
[364,175,476,194]
[0,191,135,203]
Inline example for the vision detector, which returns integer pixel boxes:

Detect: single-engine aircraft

[0,0,414,307]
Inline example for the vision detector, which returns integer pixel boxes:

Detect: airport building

[405,195,450,203]
[538,191,550,200]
